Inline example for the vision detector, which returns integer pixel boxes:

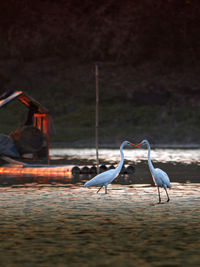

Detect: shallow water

[0,148,200,266]
[0,184,200,266]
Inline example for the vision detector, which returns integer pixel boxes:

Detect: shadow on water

[0,160,199,186]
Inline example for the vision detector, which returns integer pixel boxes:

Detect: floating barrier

[0,164,75,178]
[79,164,135,175]
[0,164,135,178]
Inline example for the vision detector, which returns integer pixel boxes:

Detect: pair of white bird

[84,140,172,204]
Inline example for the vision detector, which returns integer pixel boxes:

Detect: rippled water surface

[50,148,200,164]
[0,183,200,266]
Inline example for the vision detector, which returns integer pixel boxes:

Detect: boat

[0,90,79,179]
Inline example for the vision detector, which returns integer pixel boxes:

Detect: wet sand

[0,183,200,266]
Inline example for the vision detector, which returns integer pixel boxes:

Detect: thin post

[95,62,100,174]
[46,114,50,165]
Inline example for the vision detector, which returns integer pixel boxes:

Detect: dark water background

[0,148,200,266]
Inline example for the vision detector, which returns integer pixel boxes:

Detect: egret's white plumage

[134,139,172,203]
[84,141,134,193]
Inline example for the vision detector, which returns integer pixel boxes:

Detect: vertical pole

[46,114,50,165]
[95,62,99,174]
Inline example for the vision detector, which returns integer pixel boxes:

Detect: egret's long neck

[146,142,154,174]
[116,144,125,173]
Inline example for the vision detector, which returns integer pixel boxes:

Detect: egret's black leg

[157,187,161,204]
[105,185,108,194]
[97,186,103,193]
[164,188,170,202]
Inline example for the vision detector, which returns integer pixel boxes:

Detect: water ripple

[51,148,200,164]
[0,184,199,266]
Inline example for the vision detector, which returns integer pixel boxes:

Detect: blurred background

[0,0,200,147]
[0,3,200,266]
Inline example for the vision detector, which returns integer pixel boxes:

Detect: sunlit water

[0,149,200,266]
[50,148,200,164]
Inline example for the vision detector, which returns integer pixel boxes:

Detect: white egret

[133,139,172,203]
[84,141,135,194]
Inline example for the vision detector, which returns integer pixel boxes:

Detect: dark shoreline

[50,142,200,149]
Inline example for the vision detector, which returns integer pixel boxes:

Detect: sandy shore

[0,183,199,266]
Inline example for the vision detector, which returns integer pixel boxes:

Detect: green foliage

[0,101,26,134]
[0,0,200,147]
[1,88,200,146]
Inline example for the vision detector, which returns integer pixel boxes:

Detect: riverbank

[1,1,200,146]
[0,61,200,146]
[0,60,200,147]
